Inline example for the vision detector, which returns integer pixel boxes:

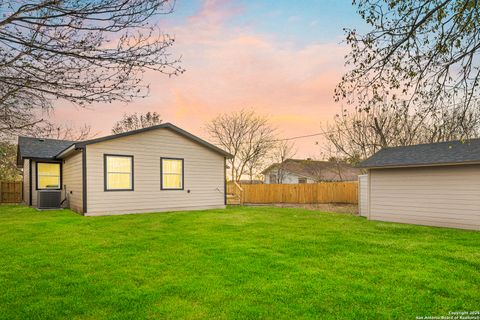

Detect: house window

[104,155,133,191]
[161,158,183,190]
[298,178,307,184]
[269,174,277,184]
[36,162,61,189]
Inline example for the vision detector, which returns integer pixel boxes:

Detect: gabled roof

[17,136,75,165]
[262,159,362,181]
[17,123,232,165]
[73,123,232,158]
[358,138,480,168]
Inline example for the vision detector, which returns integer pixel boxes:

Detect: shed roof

[358,138,480,168]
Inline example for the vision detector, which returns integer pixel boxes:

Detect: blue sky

[170,0,366,45]
[55,0,368,158]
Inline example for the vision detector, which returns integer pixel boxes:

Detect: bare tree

[206,109,276,181]
[336,0,480,120]
[271,140,296,183]
[0,0,182,138]
[323,105,480,164]
[34,123,95,141]
[112,112,162,134]
[0,142,21,181]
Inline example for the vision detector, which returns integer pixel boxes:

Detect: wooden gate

[0,181,23,203]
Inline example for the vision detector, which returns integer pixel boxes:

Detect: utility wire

[269,129,341,142]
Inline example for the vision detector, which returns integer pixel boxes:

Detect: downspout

[224,157,227,206]
[28,159,32,206]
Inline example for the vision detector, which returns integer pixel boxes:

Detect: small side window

[37,162,61,189]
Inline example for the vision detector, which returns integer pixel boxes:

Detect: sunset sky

[52,0,367,158]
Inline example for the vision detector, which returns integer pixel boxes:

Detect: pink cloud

[52,0,347,158]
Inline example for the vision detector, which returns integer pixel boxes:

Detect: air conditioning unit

[38,190,62,209]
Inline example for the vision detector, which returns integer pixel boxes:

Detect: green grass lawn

[0,205,479,319]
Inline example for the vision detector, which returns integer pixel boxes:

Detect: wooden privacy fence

[227,182,358,204]
[0,181,23,203]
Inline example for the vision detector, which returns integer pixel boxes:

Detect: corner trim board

[224,157,227,205]
[82,147,87,214]
[28,159,32,206]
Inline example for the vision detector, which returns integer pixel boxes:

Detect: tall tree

[0,0,182,138]
[206,110,276,181]
[322,105,480,164]
[0,142,21,181]
[112,112,162,134]
[336,0,480,119]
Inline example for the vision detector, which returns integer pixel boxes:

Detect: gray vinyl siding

[85,128,225,215]
[23,159,30,205]
[369,165,480,230]
[63,151,83,214]
[263,170,315,184]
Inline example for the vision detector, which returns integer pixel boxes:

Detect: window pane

[38,163,60,176]
[107,156,131,173]
[105,156,132,190]
[37,163,60,189]
[39,176,60,189]
[108,173,131,189]
[163,174,181,189]
[163,159,182,174]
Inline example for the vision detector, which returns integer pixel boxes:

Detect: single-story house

[17,123,232,216]
[262,158,362,184]
[358,139,480,230]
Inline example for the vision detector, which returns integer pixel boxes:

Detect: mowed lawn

[0,205,479,319]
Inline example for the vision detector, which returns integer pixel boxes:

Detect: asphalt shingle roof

[17,122,232,166]
[358,138,480,168]
[17,137,75,163]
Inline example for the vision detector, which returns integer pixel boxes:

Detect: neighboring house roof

[17,136,76,165]
[17,123,232,165]
[358,138,480,169]
[238,180,263,184]
[262,159,362,181]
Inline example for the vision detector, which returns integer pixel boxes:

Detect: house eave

[55,144,77,159]
[361,160,480,170]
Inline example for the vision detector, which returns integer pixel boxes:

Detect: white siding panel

[369,165,480,230]
[358,174,369,217]
[63,151,83,214]
[85,128,225,215]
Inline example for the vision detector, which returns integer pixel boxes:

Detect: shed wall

[369,165,480,230]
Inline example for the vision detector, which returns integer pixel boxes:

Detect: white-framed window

[161,158,183,190]
[104,155,133,191]
[37,162,61,189]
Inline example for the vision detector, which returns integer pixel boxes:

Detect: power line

[269,130,340,142]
